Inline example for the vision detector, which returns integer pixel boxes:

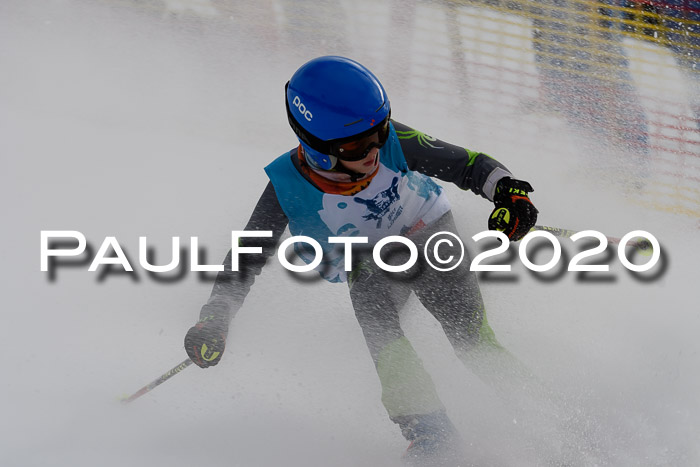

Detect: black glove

[488,177,538,241]
[184,316,228,368]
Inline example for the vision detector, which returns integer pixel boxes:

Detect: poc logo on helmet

[292,95,313,121]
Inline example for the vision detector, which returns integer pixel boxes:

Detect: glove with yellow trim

[184,316,228,368]
[488,177,538,241]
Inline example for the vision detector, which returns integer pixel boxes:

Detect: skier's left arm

[393,120,538,241]
[184,182,289,368]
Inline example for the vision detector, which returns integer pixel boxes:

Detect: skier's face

[337,146,380,174]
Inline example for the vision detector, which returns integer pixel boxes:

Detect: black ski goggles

[286,83,391,162]
[332,117,391,161]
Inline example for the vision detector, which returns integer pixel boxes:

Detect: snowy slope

[1,1,698,466]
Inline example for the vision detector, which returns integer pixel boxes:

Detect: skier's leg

[410,213,583,461]
[406,213,532,389]
[416,257,542,402]
[348,251,460,456]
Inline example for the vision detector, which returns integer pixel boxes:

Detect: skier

[184,56,539,465]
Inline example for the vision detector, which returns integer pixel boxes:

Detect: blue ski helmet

[285,56,391,170]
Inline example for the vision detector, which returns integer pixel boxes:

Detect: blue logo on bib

[353,177,401,229]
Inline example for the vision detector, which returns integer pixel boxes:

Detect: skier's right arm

[185,182,288,368]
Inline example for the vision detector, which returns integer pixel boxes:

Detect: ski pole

[530,225,653,252]
[121,358,193,404]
